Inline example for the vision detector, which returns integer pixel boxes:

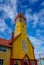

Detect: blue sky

[0,0,44,59]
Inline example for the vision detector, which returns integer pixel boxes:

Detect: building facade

[0,38,12,65]
[10,13,37,65]
[0,13,37,65]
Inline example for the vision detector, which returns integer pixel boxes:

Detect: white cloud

[36,29,44,37]
[32,9,44,28]
[40,1,44,6]
[32,13,38,28]
[38,9,44,16]
[34,50,40,59]
[25,9,39,28]
[28,35,44,59]
[0,19,7,32]
[25,8,44,28]
[39,21,44,27]
[29,0,38,3]
[0,19,12,34]
[36,29,44,41]
[0,0,17,34]
[34,49,44,59]
[10,0,17,18]
[7,28,12,34]
[3,5,15,20]
[25,13,33,21]
[0,5,3,11]
[25,9,33,26]
[39,35,44,41]
[38,9,44,27]
[29,36,43,46]
[0,0,17,39]
[36,29,41,33]
[0,0,17,20]
[10,0,17,8]
[42,48,44,51]
[0,0,3,2]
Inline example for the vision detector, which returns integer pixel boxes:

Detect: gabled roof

[23,53,30,59]
[0,38,12,47]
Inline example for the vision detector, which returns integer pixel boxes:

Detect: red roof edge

[0,38,12,47]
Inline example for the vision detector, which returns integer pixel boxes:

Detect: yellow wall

[12,33,35,60]
[0,47,11,65]
[12,35,25,59]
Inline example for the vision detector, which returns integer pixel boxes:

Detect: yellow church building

[0,13,37,65]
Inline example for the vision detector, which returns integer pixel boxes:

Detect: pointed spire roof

[15,12,26,21]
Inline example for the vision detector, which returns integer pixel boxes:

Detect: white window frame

[0,46,7,52]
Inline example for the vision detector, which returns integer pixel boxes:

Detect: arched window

[22,40,28,52]
[16,18,20,22]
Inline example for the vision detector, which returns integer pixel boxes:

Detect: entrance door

[24,61,28,65]
[14,60,21,65]
[24,60,29,65]
[14,62,18,65]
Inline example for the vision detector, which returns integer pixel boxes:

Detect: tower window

[22,25,24,27]
[22,19,25,22]
[16,18,19,22]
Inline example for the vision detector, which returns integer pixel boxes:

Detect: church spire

[14,13,26,36]
[15,12,26,22]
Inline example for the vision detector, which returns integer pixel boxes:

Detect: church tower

[14,13,26,36]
